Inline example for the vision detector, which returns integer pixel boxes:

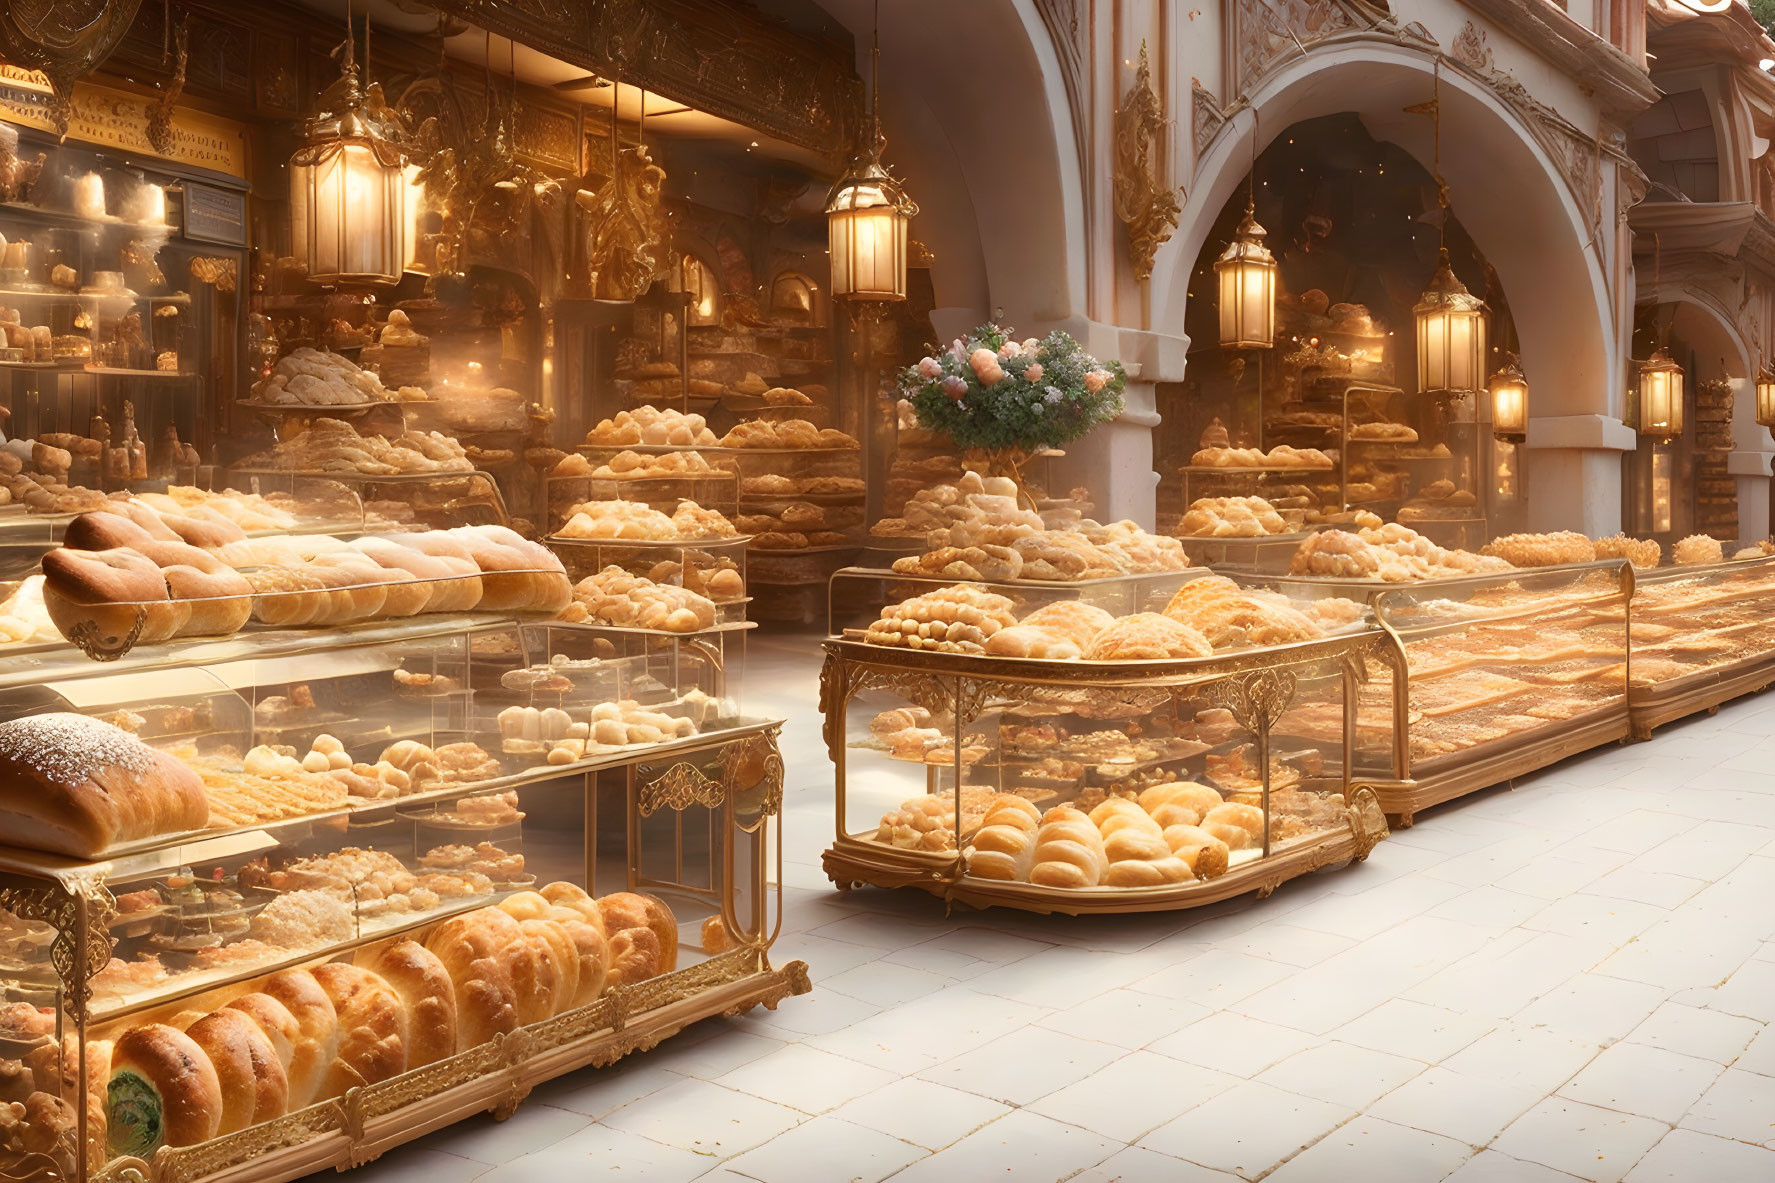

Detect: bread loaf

[184,1009,288,1135]
[443,525,571,611]
[597,893,678,974]
[539,882,605,936]
[604,926,663,989]
[0,713,208,857]
[222,993,300,1081]
[260,971,341,1108]
[423,910,521,1052]
[357,940,458,1069]
[1162,824,1232,878]
[1028,806,1107,888]
[42,546,188,645]
[309,964,408,1095]
[105,1024,223,1157]
[963,795,1041,881]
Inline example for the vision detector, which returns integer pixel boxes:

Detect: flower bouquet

[898,325,1125,499]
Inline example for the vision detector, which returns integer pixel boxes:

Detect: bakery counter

[230,467,509,530]
[1626,552,1775,737]
[0,696,799,1181]
[1256,561,1634,824]
[819,633,1391,917]
[826,566,1205,638]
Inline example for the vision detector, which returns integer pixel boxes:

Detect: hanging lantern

[1487,356,1528,442]
[1636,347,1686,439]
[826,147,915,302]
[1756,363,1775,434]
[289,42,406,286]
[1215,204,1276,350]
[1414,247,1488,395]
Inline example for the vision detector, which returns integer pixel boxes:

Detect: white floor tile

[1254,1041,1426,1109]
[1036,987,1210,1050]
[1366,1066,1547,1144]
[1623,1128,1775,1182]
[1026,1050,1240,1143]
[1065,1146,1240,1183]
[1132,949,1295,1008]
[965,944,1171,1010]
[1213,923,1356,967]
[526,1064,686,1120]
[601,1078,804,1157]
[643,1030,786,1081]
[718,1116,923,1183]
[1626,1002,1762,1065]
[821,959,953,1007]
[1138,1080,1353,1179]
[712,1043,897,1115]
[1149,1011,1319,1077]
[1583,865,1707,909]
[1427,884,1548,929]
[804,985,1046,1073]
[884,1109,1117,1183]
[1439,1150,1586,1182]
[918,1024,1123,1105]
[1263,1116,1469,1183]
[1679,1067,1775,1146]
[1513,973,1668,1045]
[1333,998,1494,1062]
[419,1103,592,1166]
[1736,1022,1775,1077]
[1440,1024,1601,1092]
[826,1078,1010,1151]
[1558,1041,1723,1123]
[481,1122,715,1182]
[726,982,884,1037]
[1490,1097,1668,1183]
[1702,958,1775,1023]
[1521,893,1667,947]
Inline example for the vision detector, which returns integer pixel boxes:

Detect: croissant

[1162,824,1231,879]
[1028,806,1107,888]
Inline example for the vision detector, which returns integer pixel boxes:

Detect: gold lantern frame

[825,2,917,303]
[1636,346,1686,440]
[1487,354,1528,443]
[1215,203,1277,350]
[289,24,407,287]
[1414,247,1489,395]
[1756,363,1775,437]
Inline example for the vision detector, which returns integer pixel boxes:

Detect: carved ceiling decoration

[424,0,862,161]
[1114,43,1181,282]
[575,143,668,301]
[0,0,144,137]
[145,11,187,157]
[1032,0,1088,188]
[1192,77,1226,164]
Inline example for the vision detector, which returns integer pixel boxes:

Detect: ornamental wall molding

[1033,0,1088,192]
[1114,42,1182,282]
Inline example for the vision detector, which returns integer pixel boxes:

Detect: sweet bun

[604,926,663,989]
[356,940,458,1069]
[539,882,605,935]
[105,1024,223,1157]
[260,970,341,1108]
[1162,824,1232,878]
[184,1009,288,1135]
[551,917,609,1008]
[597,893,677,973]
[423,909,521,1052]
[517,919,578,1022]
[309,963,408,1095]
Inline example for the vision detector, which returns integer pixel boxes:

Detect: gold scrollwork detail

[723,731,784,827]
[1208,666,1299,736]
[1345,785,1390,860]
[1113,42,1181,281]
[155,1102,347,1183]
[0,878,114,1016]
[65,608,144,663]
[638,761,724,817]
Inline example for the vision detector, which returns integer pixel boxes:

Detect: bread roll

[62,511,160,552]
[309,964,407,1095]
[965,795,1042,881]
[260,971,340,1108]
[0,712,208,857]
[551,916,609,1008]
[223,993,300,1077]
[596,893,677,973]
[1027,807,1107,889]
[351,536,482,614]
[160,562,254,637]
[1162,824,1231,879]
[516,919,577,1022]
[184,1009,288,1135]
[42,547,188,646]
[1138,781,1225,829]
[423,910,520,1052]
[539,882,604,936]
[1203,802,1265,846]
[357,941,458,1069]
[106,1024,222,1157]
[983,625,1081,660]
[441,525,571,612]
[604,926,663,989]
[90,501,183,541]
[496,891,554,923]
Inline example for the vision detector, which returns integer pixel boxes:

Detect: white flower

[916,356,943,379]
[999,341,1022,359]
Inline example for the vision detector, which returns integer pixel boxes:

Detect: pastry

[1593,534,1661,570]
[1082,613,1213,661]
[1672,534,1724,565]
[1481,532,1597,568]
[183,1010,287,1136]
[423,910,523,1052]
[309,964,408,1094]
[1177,495,1292,539]
[105,1024,223,1157]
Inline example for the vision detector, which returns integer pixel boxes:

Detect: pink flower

[1083,369,1111,393]
[916,356,943,379]
[968,348,1006,385]
[941,375,969,400]
[1022,338,1040,354]
[999,341,1023,359]
[1023,363,1044,382]
[947,339,968,363]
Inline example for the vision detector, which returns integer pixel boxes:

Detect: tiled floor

[319,632,1775,1182]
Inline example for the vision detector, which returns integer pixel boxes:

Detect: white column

[1524,414,1638,535]
[1728,375,1775,544]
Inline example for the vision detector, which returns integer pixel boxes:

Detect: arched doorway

[1153,43,1624,534]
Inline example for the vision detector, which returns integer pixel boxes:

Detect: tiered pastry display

[0,558,800,1178]
[821,570,1388,914]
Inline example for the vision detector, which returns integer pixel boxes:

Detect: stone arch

[1152,41,1620,428]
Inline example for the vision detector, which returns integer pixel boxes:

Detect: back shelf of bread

[37,502,572,650]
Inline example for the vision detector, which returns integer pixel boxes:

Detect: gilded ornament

[1113,43,1181,281]
[576,144,668,300]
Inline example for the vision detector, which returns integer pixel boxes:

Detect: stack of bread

[861,585,1018,654]
[1594,534,1662,569]
[251,347,398,406]
[41,508,571,644]
[1480,532,1597,567]
[236,418,470,476]
[1672,534,1725,565]
[1189,444,1333,469]
[569,450,720,481]
[742,474,864,497]
[1177,496,1292,538]
[1291,524,1512,582]
[585,407,718,447]
[735,500,858,550]
[557,565,717,632]
[0,440,109,514]
[93,886,676,1159]
[555,499,737,541]
[718,419,858,449]
[963,781,1271,888]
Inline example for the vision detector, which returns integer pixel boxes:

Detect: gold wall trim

[0,64,249,178]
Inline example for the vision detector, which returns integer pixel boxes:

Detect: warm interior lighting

[1756,364,1775,435]
[827,169,912,302]
[1487,356,1528,442]
[1215,205,1276,350]
[289,35,405,285]
[1414,247,1488,394]
[1636,347,1685,439]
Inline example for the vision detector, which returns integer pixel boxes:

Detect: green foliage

[1751,0,1775,34]
[897,324,1126,453]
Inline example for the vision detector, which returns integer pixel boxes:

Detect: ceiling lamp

[1757,363,1775,437]
[1216,204,1276,350]
[1636,347,1685,439]
[826,1,917,302]
[1415,248,1488,395]
[1487,354,1528,443]
[289,5,406,286]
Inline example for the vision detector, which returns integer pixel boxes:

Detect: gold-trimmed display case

[818,621,1392,916]
[0,615,802,1183]
[1625,551,1775,737]
[1253,561,1634,824]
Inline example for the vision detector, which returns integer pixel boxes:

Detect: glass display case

[1626,552,1775,737]
[818,571,1390,915]
[1259,561,1633,823]
[0,612,802,1182]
